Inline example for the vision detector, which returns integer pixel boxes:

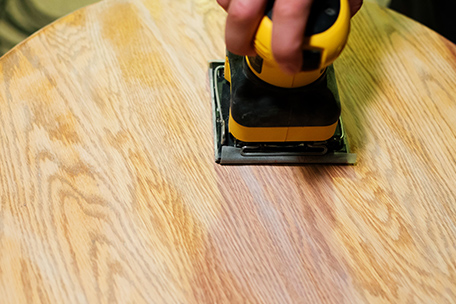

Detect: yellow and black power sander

[209,0,357,164]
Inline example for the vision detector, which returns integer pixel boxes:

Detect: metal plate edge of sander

[208,60,357,165]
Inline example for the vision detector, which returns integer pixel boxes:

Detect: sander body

[209,0,357,164]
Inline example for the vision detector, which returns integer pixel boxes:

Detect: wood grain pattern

[1,0,456,303]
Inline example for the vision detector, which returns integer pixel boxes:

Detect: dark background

[390,0,456,43]
[0,0,455,56]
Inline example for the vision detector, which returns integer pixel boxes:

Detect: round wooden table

[1,0,455,303]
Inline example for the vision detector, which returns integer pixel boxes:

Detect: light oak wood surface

[1,0,456,303]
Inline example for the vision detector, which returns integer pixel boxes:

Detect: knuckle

[273,0,312,19]
[273,42,301,65]
[228,1,263,23]
[225,32,254,56]
[274,41,300,58]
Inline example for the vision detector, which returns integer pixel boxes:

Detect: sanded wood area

[0,0,455,303]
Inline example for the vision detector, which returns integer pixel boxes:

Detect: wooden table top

[1,0,456,303]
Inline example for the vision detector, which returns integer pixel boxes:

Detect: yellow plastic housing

[229,112,338,142]
[224,56,231,82]
[249,0,351,88]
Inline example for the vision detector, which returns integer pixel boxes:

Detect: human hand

[217,0,363,74]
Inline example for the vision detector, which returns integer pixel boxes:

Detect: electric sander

[209,0,357,165]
